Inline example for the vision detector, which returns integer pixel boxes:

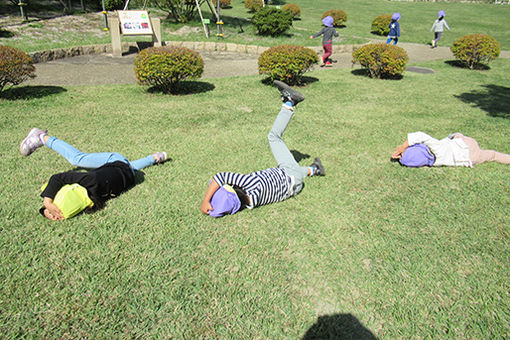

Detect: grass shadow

[454,84,510,119]
[351,68,403,80]
[147,81,215,95]
[220,15,254,33]
[0,85,67,100]
[261,76,319,87]
[445,60,491,71]
[0,29,14,38]
[302,313,377,340]
[290,150,310,163]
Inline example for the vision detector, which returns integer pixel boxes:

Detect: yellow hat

[41,183,94,219]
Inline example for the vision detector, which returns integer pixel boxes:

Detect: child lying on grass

[201,80,325,217]
[20,129,167,220]
[392,131,510,167]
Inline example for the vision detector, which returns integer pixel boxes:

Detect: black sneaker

[273,80,305,106]
[310,157,325,176]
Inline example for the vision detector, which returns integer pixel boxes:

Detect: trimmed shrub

[0,45,36,92]
[134,46,204,93]
[282,4,301,19]
[352,43,408,79]
[371,14,391,36]
[321,9,347,27]
[245,0,263,12]
[215,0,231,8]
[252,6,292,36]
[258,44,318,85]
[450,34,500,69]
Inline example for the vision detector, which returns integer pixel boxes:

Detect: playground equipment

[195,0,224,38]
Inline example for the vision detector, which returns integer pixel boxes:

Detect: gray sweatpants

[267,106,309,195]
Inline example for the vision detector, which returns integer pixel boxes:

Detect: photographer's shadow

[302,313,377,340]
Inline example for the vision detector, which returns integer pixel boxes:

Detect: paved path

[25,42,510,86]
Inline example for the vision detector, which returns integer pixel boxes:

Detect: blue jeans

[267,106,309,195]
[45,136,155,172]
[386,37,398,45]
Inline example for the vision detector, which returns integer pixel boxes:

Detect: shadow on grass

[444,60,491,71]
[302,313,377,340]
[291,150,310,163]
[0,29,14,38]
[454,84,510,119]
[261,76,319,87]
[0,85,67,100]
[147,81,215,95]
[351,68,403,80]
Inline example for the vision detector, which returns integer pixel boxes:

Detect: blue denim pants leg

[267,106,309,195]
[45,136,155,171]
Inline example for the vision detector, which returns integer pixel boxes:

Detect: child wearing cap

[391,131,510,167]
[386,13,401,45]
[430,10,450,48]
[200,81,326,217]
[19,128,168,220]
[309,15,339,67]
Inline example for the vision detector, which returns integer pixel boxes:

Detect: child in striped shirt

[200,81,325,217]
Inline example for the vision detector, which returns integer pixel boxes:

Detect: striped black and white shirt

[213,168,293,209]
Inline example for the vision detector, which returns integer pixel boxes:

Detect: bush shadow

[302,313,377,340]
[350,68,403,80]
[291,150,310,163]
[445,60,490,71]
[0,85,67,100]
[147,81,215,95]
[220,15,253,33]
[261,76,319,87]
[0,29,14,38]
[454,84,510,118]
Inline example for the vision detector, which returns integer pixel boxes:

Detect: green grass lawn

[1,0,510,52]
[0,57,509,337]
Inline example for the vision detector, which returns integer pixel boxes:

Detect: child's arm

[444,20,450,30]
[200,179,220,215]
[392,140,409,159]
[309,27,325,39]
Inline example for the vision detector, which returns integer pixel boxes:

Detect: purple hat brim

[209,185,241,218]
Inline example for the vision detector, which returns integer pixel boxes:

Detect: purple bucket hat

[322,16,334,27]
[438,10,446,18]
[391,12,401,21]
[399,143,435,167]
[209,183,241,218]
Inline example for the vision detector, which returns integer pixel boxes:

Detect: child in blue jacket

[386,12,401,45]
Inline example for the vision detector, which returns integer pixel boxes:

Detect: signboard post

[109,10,161,57]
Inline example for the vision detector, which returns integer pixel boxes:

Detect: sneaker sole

[273,80,304,103]
[19,128,39,156]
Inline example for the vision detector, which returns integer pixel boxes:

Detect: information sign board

[118,10,153,35]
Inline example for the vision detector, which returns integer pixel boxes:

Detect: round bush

[450,34,500,69]
[0,45,36,92]
[216,0,231,8]
[371,14,391,36]
[134,46,204,93]
[321,10,347,27]
[245,0,263,12]
[258,44,318,85]
[352,43,409,79]
[252,6,293,36]
[282,4,301,19]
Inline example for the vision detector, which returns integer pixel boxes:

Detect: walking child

[430,10,450,48]
[386,12,401,45]
[20,128,168,220]
[309,16,339,67]
[200,81,325,217]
